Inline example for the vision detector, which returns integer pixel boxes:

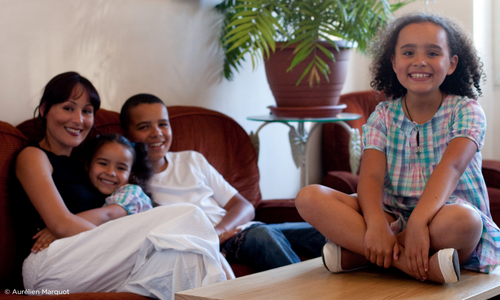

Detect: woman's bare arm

[16,147,97,238]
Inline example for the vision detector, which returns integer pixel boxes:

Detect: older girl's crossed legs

[295,184,483,283]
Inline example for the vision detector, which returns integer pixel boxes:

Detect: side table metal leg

[334,121,361,175]
[249,122,273,157]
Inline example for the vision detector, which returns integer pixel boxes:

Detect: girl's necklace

[404,93,444,156]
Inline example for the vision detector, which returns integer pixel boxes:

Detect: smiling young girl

[295,12,499,283]
[86,134,153,220]
[31,134,154,251]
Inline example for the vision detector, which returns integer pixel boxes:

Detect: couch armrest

[255,199,304,224]
[483,160,500,190]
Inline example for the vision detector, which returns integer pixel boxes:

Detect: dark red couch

[321,90,500,224]
[0,106,305,299]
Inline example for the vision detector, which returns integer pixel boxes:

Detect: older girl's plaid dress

[363,95,500,273]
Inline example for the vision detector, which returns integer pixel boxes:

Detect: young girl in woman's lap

[295,12,499,283]
[82,134,153,222]
[31,133,154,252]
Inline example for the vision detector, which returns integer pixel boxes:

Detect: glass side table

[247,113,362,188]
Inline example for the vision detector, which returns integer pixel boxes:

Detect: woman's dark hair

[89,133,154,196]
[120,93,167,132]
[35,71,101,125]
[369,12,484,100]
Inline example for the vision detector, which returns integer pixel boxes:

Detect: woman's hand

[32,228,57,253]
[404,219,430,281]
[364,223,400,269]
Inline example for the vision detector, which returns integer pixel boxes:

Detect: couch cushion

[0,121,27,288]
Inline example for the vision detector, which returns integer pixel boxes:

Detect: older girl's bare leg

[297,186,482,283]
[296,184,388,270]
[428,203,482,263]
[393,203,482,282]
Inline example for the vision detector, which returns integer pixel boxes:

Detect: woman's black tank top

[13,143,106,260]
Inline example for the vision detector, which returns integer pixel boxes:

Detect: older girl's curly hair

[369,12,484,100]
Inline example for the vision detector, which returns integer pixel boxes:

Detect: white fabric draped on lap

[23,204,227,300]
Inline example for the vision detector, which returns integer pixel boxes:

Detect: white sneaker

[437,248,460,283]
[322,241,343,273]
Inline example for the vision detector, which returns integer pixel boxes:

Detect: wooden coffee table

[176,257,500,300]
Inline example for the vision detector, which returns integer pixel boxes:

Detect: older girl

[296,13,499,284]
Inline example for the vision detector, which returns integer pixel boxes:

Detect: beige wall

[0,0,497,199]
[0,0,299,199]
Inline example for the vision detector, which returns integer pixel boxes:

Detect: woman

[15,72,226,300]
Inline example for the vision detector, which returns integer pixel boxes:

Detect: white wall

[0,0,300,199]
[0,0,497,200]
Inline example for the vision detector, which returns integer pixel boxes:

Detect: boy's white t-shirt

[149,151,239,227]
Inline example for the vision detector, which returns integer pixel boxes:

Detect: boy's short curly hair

[369,12,484,100]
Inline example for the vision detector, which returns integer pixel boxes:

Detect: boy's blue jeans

[220,222,325,271]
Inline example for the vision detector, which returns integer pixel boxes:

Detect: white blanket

[23,204,226,300]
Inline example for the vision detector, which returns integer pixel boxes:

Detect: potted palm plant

[216,0,415,117]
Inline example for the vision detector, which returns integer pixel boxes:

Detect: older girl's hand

[32,228,57,253]
[364,223,400,269]
[404,219,430,281]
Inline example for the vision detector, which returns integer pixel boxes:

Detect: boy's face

[125,103,172,169]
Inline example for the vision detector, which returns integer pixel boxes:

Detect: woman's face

[88,142,133,195]
[43,84,94,155]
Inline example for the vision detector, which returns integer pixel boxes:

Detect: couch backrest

[322,90,386,173]
[15,106,262,207]
[167,106,262,206]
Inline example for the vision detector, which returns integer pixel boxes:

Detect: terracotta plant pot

[264,41,351,118]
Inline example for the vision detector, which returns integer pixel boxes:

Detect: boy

[120,94,325,272]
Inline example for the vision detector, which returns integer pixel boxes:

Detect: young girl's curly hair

[369,12,485,100]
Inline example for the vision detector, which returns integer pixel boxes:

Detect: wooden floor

[176,257,500,300]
